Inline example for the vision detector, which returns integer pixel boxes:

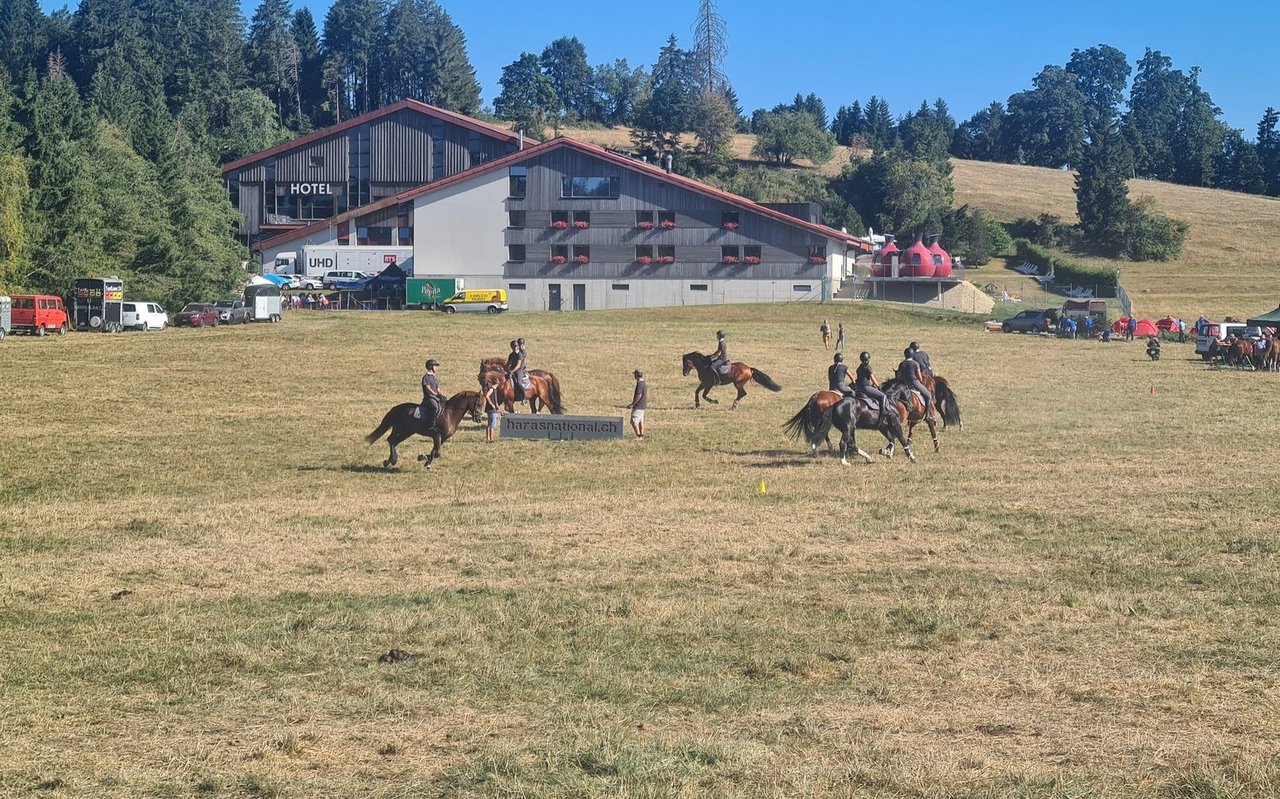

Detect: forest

[1,0,1275,302]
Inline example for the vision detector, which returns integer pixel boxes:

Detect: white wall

[412,171,509,282]
[258,228,338,270]
[502,278,829,312]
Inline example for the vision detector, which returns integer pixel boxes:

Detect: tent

[256,274,290,288]
[1111,316,1160,337]
[366,262,408,309]
[1246,305,1280,328]
[1155,315,1178,331]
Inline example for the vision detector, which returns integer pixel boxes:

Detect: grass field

[2,304,1278,797]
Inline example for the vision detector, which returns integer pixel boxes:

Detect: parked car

[322,270,370,289]
[175,303,220,328]
[213,298,251,324]
[121,301,168,331]
[1002,309,1058,334]
[295,275,322,290]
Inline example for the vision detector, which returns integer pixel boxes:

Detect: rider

[420,359,443,428]
[897,347,937,424]
[505,339,527,401]
[710,330,730,375]
[1146,335,1161,359]
[855,351,889,424]
[909,341,933,376]
[827,353,855,399]
[517,337,528,367]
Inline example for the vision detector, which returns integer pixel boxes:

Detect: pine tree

[0,0,48,82]
[421,1,481,113]
[1172,67,1223,187]
[691,0,727,94]
[322,0,384,118]
[292,8,324,127]
[631,36,698,159]
[0,150,30,292]
[1257,107,1280,196]
[1215,128,1266,194]
[1075,122,1131,243]
[1125,49,1188,181]
[246,0,300,125]
[382,0,430,103]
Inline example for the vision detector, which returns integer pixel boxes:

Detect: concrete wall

[411,170,508,281]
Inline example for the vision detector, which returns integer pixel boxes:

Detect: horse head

[682,351,703,377]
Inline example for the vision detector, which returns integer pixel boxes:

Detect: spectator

[482,381,501,444]
[627,369,647,439]
[836,322,846,352]
[1126,316,1137,341]
[319,293,330,310]
[820,319,831,350]
[1177,318,1187,343]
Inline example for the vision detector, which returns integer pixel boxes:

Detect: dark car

[1002,309,1058,334]
[213,298,251,324]
[175,303,220,328]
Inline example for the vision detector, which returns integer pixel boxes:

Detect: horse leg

[421,433,442,470]
[384,429,411,468]
[730,382,746,410]
[927,416,940,453]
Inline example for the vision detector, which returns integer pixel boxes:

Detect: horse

[880,379,940,455]
[920,373,963,430]
[1261,338,1280,372]
[783,393,914,465]
[478,358,565,414]
[1226,337,1257,370]
[682,351,782,409]
[365,390,484,470]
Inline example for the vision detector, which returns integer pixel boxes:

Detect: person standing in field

[836,322,846,352]
[627,369,647,439]
[482,380,500,444]
[820,319,831,350]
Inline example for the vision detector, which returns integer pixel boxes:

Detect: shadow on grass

[295,463,390,474]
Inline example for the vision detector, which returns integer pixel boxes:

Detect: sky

[41,0,1280,134]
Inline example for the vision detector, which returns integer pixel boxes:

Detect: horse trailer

[244,283,283,322]
[0,295,10,341]
[71,277,125,332]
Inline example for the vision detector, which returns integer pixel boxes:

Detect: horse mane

[447,390,481,408]
[683,351,709,364]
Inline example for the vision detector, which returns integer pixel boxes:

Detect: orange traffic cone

[1149,384,1156,396]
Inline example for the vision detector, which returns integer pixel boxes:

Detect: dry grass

[2,305,1278,797]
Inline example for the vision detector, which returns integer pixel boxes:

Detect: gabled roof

[222,99,523,175]
[254,136,872,252]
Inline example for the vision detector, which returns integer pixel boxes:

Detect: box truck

[273,246,414,278]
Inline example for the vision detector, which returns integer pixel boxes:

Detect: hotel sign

[501,415,624,441]
[288,183,332,195]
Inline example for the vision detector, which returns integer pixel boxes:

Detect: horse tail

[782,405,809,441]
[783,398,828,444]
[751,368,783,392]
[933,376,962,429]
[546,374,565,414]
[366,406,399,444]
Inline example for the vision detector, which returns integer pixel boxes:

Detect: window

[635,245,654,262]
[561,176,620,198]
[551,244,569,261]
[398,227,413,246]
[658,211,676,229]
[508,245,526,262]
[721,245,741,262]
[359,226,393,246]
[467,131,482,167]
[509,167,527,198]
[657,245,676,264]
[612,284,630,291]
[310,155,324,168]
[508,210,526,228]
[337,220,350,244]
[430,120,445,180]
[793,285,814,292]
[808,245,827,260]
[509,283,527,290]
[635,210,654,227]
[550,210,569,229]
[357,226,368,245]
[690,284,708,291]
[572,210,590,228]
[721,211,740,229]
[743,245,762,264]
[572,245,590,264]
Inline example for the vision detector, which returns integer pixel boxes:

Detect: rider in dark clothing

[506,339,527,401]
[420,359,443,428]
[827,353,855,398]
[855,352,889,423]
[909,341,932,376]
[897,347,937,423]
[711,330,730,374]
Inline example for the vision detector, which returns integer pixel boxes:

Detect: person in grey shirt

[909,341,932,376]
[627,369,648,439]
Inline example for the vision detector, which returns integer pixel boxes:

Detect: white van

[121,302,168,331]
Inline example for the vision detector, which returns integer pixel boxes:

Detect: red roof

[221,99,524,175]
[254,136,871,252]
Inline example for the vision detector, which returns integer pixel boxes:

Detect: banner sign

[501,414,624,441]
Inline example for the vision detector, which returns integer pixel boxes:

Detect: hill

[561,127,1280,319]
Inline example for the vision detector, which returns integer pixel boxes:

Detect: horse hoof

[382,460,391,468]
[840,458,849,466]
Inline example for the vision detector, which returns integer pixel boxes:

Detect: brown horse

[366,390,485,470]
[1226,337,1257,370]
[784,393,914,464]
[1261,338,1280,372]
[682,351,782,409]
[880,379,940,455]
[478,358,565,414]
[914,372,962,430]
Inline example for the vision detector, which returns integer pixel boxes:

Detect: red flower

[659,219,676,230]
[657,256,675,265]
[722,256,740,264]
[574,255,590,264]
[550,255,567,264]
[551,220,569,230]
[722,221,739,230]
[743,256,761,265]
[635,256,653,265]
[572,220,590,229]
[635,220,654,230]
[809,255,827,264]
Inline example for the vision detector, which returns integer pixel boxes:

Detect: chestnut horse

[366,390,484,470]
[783,393,914,464]
[1261,338,1280,372]
[682,351,782,409]
[880,379,940,455]
[478,358,565,414]
[1226,337,1258,370]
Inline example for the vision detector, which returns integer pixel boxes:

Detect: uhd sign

[501,415,624,441]
[288,183,332,195]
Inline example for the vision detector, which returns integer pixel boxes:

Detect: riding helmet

[833,353,844,362]
[425,359,440,369]
[910,341,920,351]
[904,347,913,358]
[716,330,725,338]
[633,369,643,377]
[859,351,870,363]
[509,339,518,347]
[517,337,525,346]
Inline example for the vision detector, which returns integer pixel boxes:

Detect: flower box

[572,220,590,229]
[743,256,761,265]
[808,256,827,264]
[722,222,739,230]
[550,220,569,230]
[635,256,653,265]
[550,255,567,264]
[574,255,590,264]
[656,256,675,265]
[635,220,654,230]
[659,220,676,230]
[722,256,740,265]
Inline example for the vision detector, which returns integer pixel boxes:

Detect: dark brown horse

[880,379,940,455]
[478,360,565,414]
[682,351,782,409]
[784,392,914,464]
[916,373,962,430]
[366,390,484,470]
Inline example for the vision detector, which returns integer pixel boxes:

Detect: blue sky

[42,0,1279,134]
